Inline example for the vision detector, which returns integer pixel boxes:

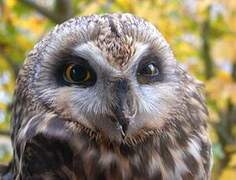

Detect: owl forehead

[93,15,136,69]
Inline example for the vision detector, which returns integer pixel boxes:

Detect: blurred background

[0,0,235,179]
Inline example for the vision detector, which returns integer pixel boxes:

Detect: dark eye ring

[63,64,95,86]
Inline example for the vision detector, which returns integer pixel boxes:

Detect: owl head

[15,13,206,144]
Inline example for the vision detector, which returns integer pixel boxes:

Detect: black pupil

[142,63,158,75]
[70,65,87,82]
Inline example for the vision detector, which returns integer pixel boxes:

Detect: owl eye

[63,64,96,86]
[137,61,162,84]
[139,63,159,76]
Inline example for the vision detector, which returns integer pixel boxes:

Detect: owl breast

[16,117,211,180]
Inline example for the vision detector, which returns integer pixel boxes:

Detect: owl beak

[112,79,135,139]
[116,122,126,139]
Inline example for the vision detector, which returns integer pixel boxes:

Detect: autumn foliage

[0,0,236,179]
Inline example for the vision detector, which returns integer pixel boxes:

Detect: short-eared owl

[1,13,212,180]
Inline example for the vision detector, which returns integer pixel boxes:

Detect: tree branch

[19,0,59,23]
[19,0,73,24]
[200,7,214,79]
[232,62,236,81]
[55,0,73,22]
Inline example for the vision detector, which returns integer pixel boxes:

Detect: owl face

[24,14,185,142]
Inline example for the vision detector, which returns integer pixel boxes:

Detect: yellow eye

[64,64,91,84]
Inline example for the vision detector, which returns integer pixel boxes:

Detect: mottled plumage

[1,13,212,180]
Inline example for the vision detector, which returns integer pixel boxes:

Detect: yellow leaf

[220,154,236,180]
[209,126,218,143]
[116,0,133,11]
[0,103,7,111]
[6,0,17,8]
[229,154,236,167]
[11,15,46,36]
[16,35,32,49]
[80,2,99,16]
[220,168,236,180]
[212,36,236,61]
[218,70,232,83]
[0,57,10,70]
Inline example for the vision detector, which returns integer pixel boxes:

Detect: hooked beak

[112,79,136,138]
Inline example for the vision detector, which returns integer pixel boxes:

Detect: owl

[1,13,212,180]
